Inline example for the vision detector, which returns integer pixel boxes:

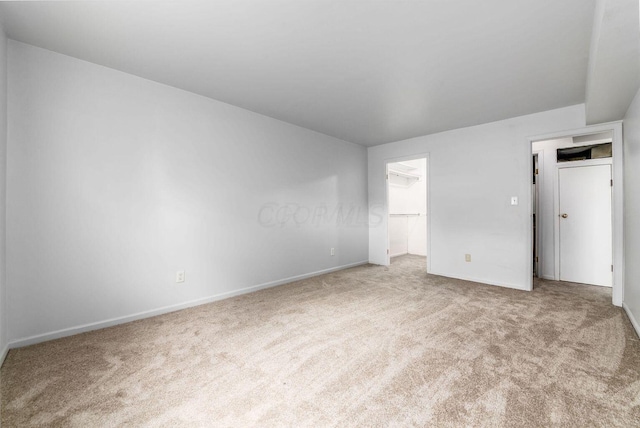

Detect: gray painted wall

[623,88,640,332]
[0,22,8,361]
[368,105,586,290]
[6,41,369,344]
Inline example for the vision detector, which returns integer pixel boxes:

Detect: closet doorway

[532,132,614,287]
[386,158,427,266]
[528,123,624,309]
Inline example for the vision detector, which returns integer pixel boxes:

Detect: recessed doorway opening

[528,123,622,306]
[386,157,428,267]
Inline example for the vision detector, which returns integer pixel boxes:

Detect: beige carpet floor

[2,255,640,427]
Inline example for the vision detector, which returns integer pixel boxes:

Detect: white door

[558,164,612,286]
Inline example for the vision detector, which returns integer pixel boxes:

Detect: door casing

[527,121,623,306]
[384,154,430,269]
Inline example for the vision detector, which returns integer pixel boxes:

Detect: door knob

[561,213,568,218]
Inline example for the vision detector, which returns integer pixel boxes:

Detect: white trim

[428,270,529,291]
[384,153,430,271]
[7,260,369,349]
[540,274,555,281]
[553,157,560,281]
[527,121,624,306]
[623,302,640,338]
[556,157,613,168]
[532,149,544,279]
[390,251,408,258]
[525,133,535,290]
[0,343,8,368]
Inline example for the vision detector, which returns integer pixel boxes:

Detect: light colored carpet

[2,255,640,427]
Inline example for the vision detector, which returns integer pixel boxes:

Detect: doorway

[386,158,427,265]
[529,124,621,305]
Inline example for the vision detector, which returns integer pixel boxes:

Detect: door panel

[559,165,612,286]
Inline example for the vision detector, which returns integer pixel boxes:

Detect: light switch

[511,196,518,206]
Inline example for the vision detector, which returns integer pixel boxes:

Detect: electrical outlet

[330,248,335,256]
[465,254,471,262]
[176,270,185,283]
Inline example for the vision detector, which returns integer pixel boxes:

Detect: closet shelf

[388,169,420,181]
[390,162,418,173]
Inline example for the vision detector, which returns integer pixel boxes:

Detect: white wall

[406,159,427,256]
[369,105,586,290]
[623,87,640,334]
[0,22,7,363]
[6,41,369,345]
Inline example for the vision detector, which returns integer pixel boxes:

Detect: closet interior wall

[388,159,427,258]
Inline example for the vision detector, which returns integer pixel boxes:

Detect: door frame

[532,150,544,278]
[526,121,623,306]
[384,153,430,269]
[555,159,613,284]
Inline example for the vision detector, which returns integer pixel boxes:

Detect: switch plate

[330,248,335,256]
[465,254,471,262]
[176,270,185,283]
[511,196,518,206]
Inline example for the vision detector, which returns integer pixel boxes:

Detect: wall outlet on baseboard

[331,248,335,256]
[465,254,471,262]
[176,270,185,283]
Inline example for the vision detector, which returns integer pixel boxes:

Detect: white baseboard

[0,342,8,368]
[390,251,407,258]
[623,302,640,338]
[540,274,556,281]
[428,270,529,292]
[8,260,369,349]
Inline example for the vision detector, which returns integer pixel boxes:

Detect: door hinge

[535,168,539,175]
[611,265,614,272]
[535,256,539,262]
[387,249,390,255]
[611,179,613,187]
[386,174,389,180]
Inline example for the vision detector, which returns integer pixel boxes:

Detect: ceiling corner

[585,0,640,124]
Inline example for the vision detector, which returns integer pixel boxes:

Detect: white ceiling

[585,0,640,125]
[0,0,597,146]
